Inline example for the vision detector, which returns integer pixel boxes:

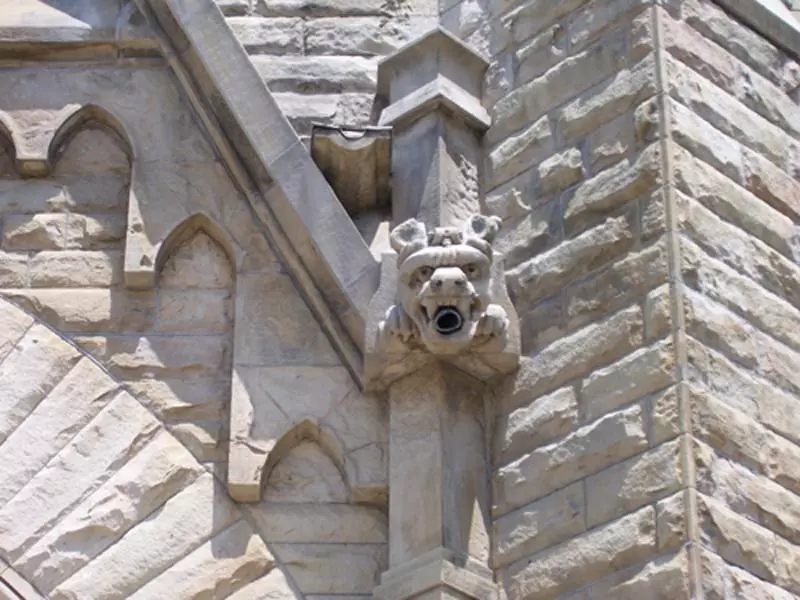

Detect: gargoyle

[379,214,510,355]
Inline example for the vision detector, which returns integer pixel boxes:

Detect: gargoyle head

[389,214,503,354]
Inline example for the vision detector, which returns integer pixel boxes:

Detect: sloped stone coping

[714,0,800,58]
[0,560,45,600]
[132,0,380,374]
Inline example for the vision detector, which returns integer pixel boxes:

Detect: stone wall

[466,0,800,597]
[0,53,387,596]
[217,0,437,138]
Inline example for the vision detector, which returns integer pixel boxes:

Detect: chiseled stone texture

[483,0,799,597]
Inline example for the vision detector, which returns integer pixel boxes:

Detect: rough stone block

[271,544,387,594]
[27,250,123,288]
[495,403,648,515]
[504,506,657,600]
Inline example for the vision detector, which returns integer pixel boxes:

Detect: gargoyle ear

[463,214,502,244]
[390,219,428,258]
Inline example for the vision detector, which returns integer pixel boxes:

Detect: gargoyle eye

[464,263,480,278]
[417,266,433,281]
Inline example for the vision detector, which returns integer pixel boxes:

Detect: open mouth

[420,298,471,335]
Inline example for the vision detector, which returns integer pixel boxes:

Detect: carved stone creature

[379,214,509,355]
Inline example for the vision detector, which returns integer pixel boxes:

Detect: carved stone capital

[364,214,520,390]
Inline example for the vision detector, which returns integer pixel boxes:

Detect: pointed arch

[261,418,357,498]
[47,103,134,168]
[154,212,241,279]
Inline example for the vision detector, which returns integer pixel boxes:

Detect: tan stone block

[563,143,661,234]
[56,174,130,213]
[487,114,553,188]
[509,213,635,308]
[494,386,578,464]
[644,284,672,341]
[758,334,800,398]
[157,288,233,333]
[2,289,157,333]
[651,385,681,445]
[492,482,585,569]
[559,55,658,142]
[699,547,797,600]
[265,441,349,503]
[566,240,669,331]
[76,334,231,380]
[167,420,226,463]
[498,306,643,414]
[271,544,387,594]
[690,386,800,496]
[586,550,691,600]
[235,271,339,366]
[492,200,556,272]
[515,24,566,86]
[0,180,69,214]
[656,491,690,551]
[537,147,583,195]
[682,239,800,356]
[27,250,123,288]
[228,16,303,54]
[672,145,797,260]
[159,230,234,289]
[128,377,229,422]
[587,112,636,173]
[247,504,387,544]
[567,0,650,51]
[50,473,239,600]
[696,493,779,583]
[305,16,430,56]
[15,430,202,592]
[518,293,565,355]
[0,358,118,507]
[0,392,160,563]
[127,520,273,600]
[226,570,298,600]
[65,213,126,249]
[505,506,657,600]
[581,340,675,422]
[0,297,33,362]
[695,439,800,545]
[495,403,648,515]
[2,214,68,250]
[677,191,800,310]
[0,251,29,287]
[0,323,82,444]
[586,439,683,528]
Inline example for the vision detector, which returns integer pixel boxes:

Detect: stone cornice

[713,0,800,58]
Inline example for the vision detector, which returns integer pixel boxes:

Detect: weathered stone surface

[305,17,432,56]
[2,214,68,250]
[586,550,691,599]
[566,240,669,331]
[494,386,578,464]
[248,504,387,544]
[581,340,675,422]
[160,231,234,289]
[265,442,349,503]
[252,55,378,93]
[127,520,273,600]
[536,148,583,195]
[15,430,202,593]
[158,289,233,333]
[50,473,239,600]
[504,506,657,600]
[27,251,123,288]
[0,324,82,443]
[492,482,585,568]
[656,491,689,552]
[2,289,157,333]
[509,213,635,307]
[651,386,681,445]
[700,547,797,600]
[271,544,386,594]
[227,17,304,54]
[695,439,800,545]
[495,403,648,515]
[497,306,644,414]
[0,393,160,563]
[0,298,33,362]
[0,252,28,287]
[226,570,299,600]
[0,358,118,507]
[487,115,553,188]
[586,440,683,527]
[562,143,661,234]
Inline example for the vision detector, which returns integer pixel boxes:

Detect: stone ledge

[713,0,800,58]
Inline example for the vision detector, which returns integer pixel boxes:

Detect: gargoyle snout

[430,267,467,294]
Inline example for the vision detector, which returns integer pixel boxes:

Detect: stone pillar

[376,27,491,231]
[370,29,514,600]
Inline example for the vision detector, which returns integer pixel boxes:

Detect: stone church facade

[1,0,799,597]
